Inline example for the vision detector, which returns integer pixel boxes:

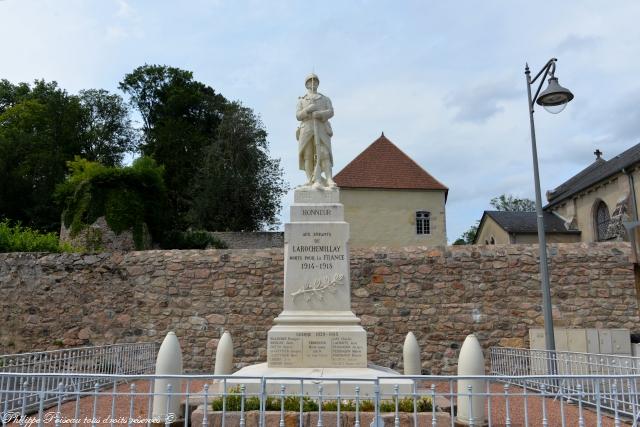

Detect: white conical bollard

[456,333,486,426]
[152,331,183,422]
[214,331,234,375]
[403,332,421,375]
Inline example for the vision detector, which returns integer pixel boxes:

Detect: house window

[595,201,611,241]
[416,211,430,235]
[490,237,495,245]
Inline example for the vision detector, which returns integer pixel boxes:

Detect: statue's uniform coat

[296,92,334,170]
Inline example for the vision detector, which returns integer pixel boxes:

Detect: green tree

[78,89,138,166]
[119,65,228,229]
[120,64,287,231]
[0,80,85,230]
[188,102,287,231]
[453,221,479,245]
[0,80,136,231]
[490,194,535,212]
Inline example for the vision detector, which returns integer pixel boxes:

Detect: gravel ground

[5,380,631,426]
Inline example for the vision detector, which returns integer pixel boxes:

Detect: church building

[474,144,640,245]
[334,134,448,247]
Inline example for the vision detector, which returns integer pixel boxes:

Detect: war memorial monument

[230,74,410,393]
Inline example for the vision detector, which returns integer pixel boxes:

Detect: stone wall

[60,221,281,252]
[1,243,638,374]
[211,232,284,249]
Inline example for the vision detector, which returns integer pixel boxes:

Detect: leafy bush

[160,230,228,249]
[212,394,317,412]
[380,396,432,412]
[0,220,74,253]
[359,399,375,412]
[56,157,168,249]
[211,393,261,411]
[211,389,432,413]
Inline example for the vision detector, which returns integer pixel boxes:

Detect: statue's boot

[323,165,336,187]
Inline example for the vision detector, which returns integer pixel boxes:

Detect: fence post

[456,334,486,426]
[403,332,421,375]
[214,331,234,375]
[151,331,183,423]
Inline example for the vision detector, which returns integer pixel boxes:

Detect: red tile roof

[334,134,448,192]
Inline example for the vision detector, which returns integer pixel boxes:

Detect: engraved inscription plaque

[283,222,351,311]
[267,335,303,366]
[268,330,367,368]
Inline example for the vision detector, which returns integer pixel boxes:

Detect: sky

[1,0,639,242]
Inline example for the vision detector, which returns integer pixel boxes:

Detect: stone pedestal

[267,187,367,368]
[231,187,409,393]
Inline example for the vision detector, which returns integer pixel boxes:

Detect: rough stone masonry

[0,242,638,374]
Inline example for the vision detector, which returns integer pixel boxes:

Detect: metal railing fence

[0,343,158,415]
[1,372,639,426]
[491,346,640,419]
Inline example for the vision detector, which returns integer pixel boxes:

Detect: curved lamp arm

[526,58,557,109]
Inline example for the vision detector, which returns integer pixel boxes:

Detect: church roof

[545,142,640,209]
[334,134,448,195]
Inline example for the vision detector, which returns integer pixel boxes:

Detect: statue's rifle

[311,94,322,185]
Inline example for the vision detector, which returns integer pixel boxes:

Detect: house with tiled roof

[334,133,448,247]
[474,143,640,245]
[474,211,581,245]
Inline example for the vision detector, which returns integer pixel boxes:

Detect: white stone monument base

[226,362,413,396]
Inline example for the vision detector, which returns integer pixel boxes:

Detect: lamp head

[536,76,574,114]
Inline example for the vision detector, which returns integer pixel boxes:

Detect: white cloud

[445,79,521,124]
[556,34,602,53]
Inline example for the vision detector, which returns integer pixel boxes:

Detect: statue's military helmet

[305,73,319,86]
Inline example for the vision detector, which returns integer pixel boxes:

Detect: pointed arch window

[595,201,611,241]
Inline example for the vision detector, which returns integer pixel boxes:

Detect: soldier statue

[296,73,335,188]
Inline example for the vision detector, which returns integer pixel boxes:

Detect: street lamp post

[525,58,574,373]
